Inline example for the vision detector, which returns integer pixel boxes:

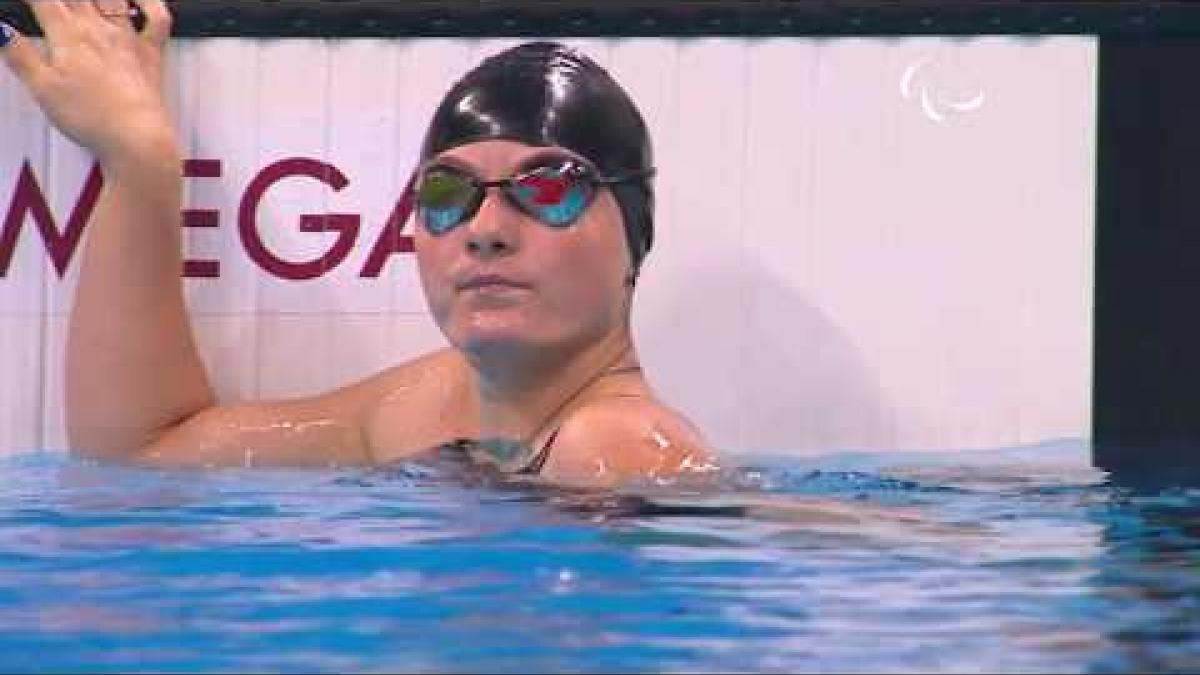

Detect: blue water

[0,440,1197,673]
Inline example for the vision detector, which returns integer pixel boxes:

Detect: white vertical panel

[251,40,333,397]
[36,104,96,452]
[0,40,49,451]
[0,47,50,315]
[333,313,445,387]
[40,315,66,450]
[632,38,753,450]
[179,39,261,317]
[0,314,44,450]
[325,38,403,316]
[1009,38,1095,446]
[321,39,411,389]
[249,39,336,310]
[178,39,262,402]
[610,40,685,419]
[189,315,251,402]
[39,128,91,316]
[737,39,898,452]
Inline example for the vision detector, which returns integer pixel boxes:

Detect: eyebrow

[516,148,587,171]
[422,155,479,175]
[424,148,587,178]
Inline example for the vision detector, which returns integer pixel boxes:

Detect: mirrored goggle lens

[418,169,478,234]
[509,164,593,228]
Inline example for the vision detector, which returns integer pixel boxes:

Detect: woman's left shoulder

[542,396,719,485]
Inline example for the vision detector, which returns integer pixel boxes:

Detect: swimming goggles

[416,155,654,235]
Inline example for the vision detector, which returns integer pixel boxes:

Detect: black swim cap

[420,42,655,277]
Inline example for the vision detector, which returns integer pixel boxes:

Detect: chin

[451,314,541,355]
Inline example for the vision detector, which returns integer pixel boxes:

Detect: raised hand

[1,0,175,165]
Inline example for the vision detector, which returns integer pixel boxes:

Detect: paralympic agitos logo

[0,157,418,280]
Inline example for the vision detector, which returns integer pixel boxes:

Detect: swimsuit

[439,427,559,476]
[440,364,644,476]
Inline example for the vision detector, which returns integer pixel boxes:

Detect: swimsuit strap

[439,354,645,476]
[600,365,643,378]
[516,371,648,476]
[516,427,559,475]
[439,437,475,460]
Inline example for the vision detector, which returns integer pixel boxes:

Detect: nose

[463,188,521,260]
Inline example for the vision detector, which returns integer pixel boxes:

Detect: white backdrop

[0,36,1096,455]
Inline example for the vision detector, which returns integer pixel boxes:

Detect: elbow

[66,401,214,463]
[66,423,149,463]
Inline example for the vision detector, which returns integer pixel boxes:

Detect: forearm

[66,136,215,459]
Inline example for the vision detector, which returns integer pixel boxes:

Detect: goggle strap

[426,166,654,190]
[593,167,656,185]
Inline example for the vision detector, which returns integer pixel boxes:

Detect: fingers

[0,22,51,89]
[68,1,104,24]
[20,0,74,43]
[2,0,170,92]
[91,0,135,29]
[17,0,170,46]
[130,0,171,47]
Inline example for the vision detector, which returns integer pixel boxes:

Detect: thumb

[0,22,50,91]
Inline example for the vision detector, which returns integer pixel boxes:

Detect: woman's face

[414,140,633,357]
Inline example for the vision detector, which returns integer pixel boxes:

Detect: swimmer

[0,0,716,487]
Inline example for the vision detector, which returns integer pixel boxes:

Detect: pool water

[1,440,1197,673]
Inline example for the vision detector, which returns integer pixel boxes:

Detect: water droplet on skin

[680,454,710,472]
[651,430,670,450]
[591,456,610,476]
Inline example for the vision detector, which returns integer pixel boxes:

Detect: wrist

[97,130,183,181]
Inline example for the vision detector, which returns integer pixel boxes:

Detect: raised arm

[0,1,463,469]
[1,0,216,459]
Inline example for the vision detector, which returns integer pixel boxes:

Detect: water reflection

[0,445,1198,672]
[1085,488,1200,673]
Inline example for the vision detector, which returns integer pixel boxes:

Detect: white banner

[0,36,1097,455]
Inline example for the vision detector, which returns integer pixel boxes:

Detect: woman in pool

[0,0,715,486]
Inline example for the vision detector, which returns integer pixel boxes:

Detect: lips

[456,274,532,292]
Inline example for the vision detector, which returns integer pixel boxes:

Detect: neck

[467,328,638,443]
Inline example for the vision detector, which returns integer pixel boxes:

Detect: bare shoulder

[540,396,719,487]
[140,348,467,468]
[353,347,466,401]
[361,347,475,461]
